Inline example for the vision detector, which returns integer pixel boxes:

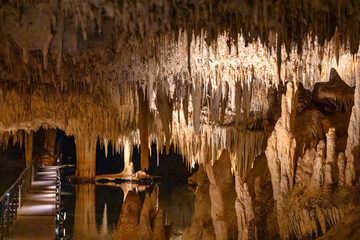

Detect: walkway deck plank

[5,167,57,240]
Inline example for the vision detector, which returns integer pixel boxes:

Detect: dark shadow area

[57,130,76,165]
[0,138,25,196]
[96,141,123,175]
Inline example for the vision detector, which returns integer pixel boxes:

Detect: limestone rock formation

[182,165,215,240]
[313,68,355,112]
[0,1,360,239]
[235,173,254,240]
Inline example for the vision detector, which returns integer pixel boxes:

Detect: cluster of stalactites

[5,0,359,55]
[0,130,26,150]
[1,0,360,180]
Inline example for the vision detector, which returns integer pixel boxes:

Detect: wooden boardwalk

[6,166,57,240]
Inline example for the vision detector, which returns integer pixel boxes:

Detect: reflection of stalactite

[101,203,108,236]
[116,186,166,240]
[117,191,141,240]
[74,184,96,240]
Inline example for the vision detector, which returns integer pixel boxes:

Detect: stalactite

[192,78,202,135]
[138,88,149,170]
[24,131,33,166]
[124,139,131,168]
[155,83,173,154]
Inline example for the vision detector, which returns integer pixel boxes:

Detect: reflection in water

[116,186,167,240]
[159,185,195,239]
[73,184,96,240]
[64,182,195,240]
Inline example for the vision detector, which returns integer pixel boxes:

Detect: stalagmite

[24,131,33,166]
[337,152,346,187]
[266,82,297,203]
[325,128,335,185]
[75,135,97,179]
[235,173,254,240]
[182,164,215,239]
[205,149,237,240]
[206,164,228,240]
[0,1,360,239]
[308,141,325,190]
[139,88,150,170]
[124,139,131,168]
[344,63,360,186]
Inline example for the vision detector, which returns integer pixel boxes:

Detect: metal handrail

[0,158,37,239]
[0,159,36,202]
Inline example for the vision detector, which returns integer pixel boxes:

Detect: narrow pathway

[6,166,57,240]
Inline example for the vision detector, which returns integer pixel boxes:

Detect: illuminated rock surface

[0,1,360,239]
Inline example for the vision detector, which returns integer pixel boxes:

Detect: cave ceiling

[0,0,359,172]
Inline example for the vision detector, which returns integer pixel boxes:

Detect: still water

[60,181,195,240]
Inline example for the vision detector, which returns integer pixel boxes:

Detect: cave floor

[5,167,57,240]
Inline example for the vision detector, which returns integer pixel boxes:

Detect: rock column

[75,135,97,179]
[44,129,57,156]
[24,131,33,166]
[138,88,149,171]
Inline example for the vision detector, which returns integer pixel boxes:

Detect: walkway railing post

[5,193,10,236]
[0,201,4,240]
[0,158,37,238]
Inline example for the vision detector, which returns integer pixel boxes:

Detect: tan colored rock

[182,164,215,240]
[138,88,150,170]
[235,173,254,240]
[266,82,297,206]
[116,191,141,240]
[153,209,167,240]
[337,152,346,187]
[344,64,360,186]
[325,128,336,185]
[75,135,97,179]
[44,129,57,156]
[313,68,354,112]
[24,131,33,166]
[74,184,96,240]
